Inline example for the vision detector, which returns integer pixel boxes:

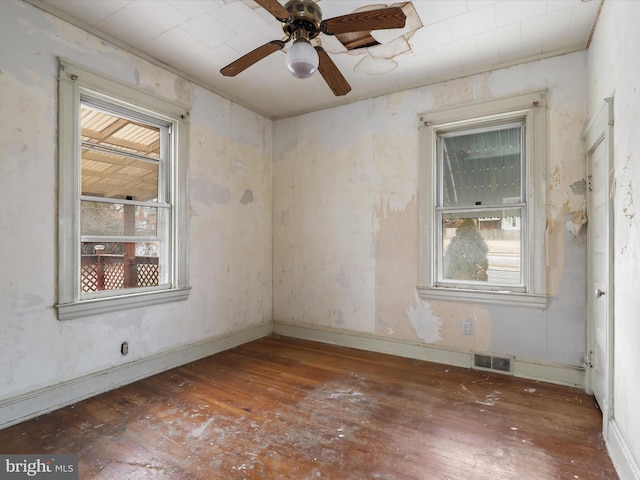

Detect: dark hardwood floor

[0,336,617,479]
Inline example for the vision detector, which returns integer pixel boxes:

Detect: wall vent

[472,352,514,375]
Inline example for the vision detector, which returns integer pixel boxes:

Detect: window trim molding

[56,58,190,320]
[417,91,548,308]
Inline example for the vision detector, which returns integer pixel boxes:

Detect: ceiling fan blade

[321,7,406,36]
[315,47,351,96]
[254,0,290,22]
[220,40,285,77]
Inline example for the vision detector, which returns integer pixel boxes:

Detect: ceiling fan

[220,0,407,96]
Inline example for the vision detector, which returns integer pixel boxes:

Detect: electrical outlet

[121,341,129,356]
[462,320,472,335]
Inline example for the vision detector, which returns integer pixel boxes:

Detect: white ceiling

[28,0,602,119]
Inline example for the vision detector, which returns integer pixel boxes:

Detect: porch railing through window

[81,255,159,292]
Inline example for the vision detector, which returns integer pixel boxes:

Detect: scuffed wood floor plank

[0,336,617,479]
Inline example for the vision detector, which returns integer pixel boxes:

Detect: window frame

[417,92,548,308]
[436,119,526,291]
[56,58,190,320]
[79,98,171,300]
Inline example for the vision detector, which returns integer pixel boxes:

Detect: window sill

[56,287,191,321]
[417,286,547,309]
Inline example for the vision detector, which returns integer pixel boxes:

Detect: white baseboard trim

[273,322,585,388]
[607,418,640,480]
[274,321,471,367]
[513,357,585,388]
[0,322,272,430]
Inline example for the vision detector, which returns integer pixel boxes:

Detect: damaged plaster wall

[0,1,272,400]
[588,0,640,473]
[273,51,589,367]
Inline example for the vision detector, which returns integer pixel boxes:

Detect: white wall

[1,3,633,475]
[0,1,272,410]
[588,1,640,477]
[273,52,590,368]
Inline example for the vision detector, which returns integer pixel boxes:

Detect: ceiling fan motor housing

[283,0,323,40]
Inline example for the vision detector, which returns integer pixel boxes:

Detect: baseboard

[274,322,471,367]
[273,322,585,388]
[513,357,585,388]
[607,418,640,480]
[0,322,273,430]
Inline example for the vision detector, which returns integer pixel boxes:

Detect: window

[418,92,547,307]
[56,59,190,320]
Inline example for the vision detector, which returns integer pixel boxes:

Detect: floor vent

[472,352,514,375]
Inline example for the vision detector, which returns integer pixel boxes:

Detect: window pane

[441,125,522,207]
[81,148,159,201]
[81,106,160,159]
[441,210,522,286]
[81,104,160,202]
[81,242,163,292]
[81,201,159,237]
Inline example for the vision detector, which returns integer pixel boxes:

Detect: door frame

[585,97,614,433]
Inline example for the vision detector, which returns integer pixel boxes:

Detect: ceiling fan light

[286,38,319,79]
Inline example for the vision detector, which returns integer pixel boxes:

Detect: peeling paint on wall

[428,300,492,352]
[430,74,492,110]
[623,179,635,224]
[272,50,589,368]
[407,295,442,343]
[373,196,420,339]
[546,214,565,297]
[570,179,586,195]
[0,1,273,401]
[588,0,640,466]
[549,165,562,190]
[273,121,385,331]
[240,189,254,205]
[190,177,231,206]
[565,208,587,238]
